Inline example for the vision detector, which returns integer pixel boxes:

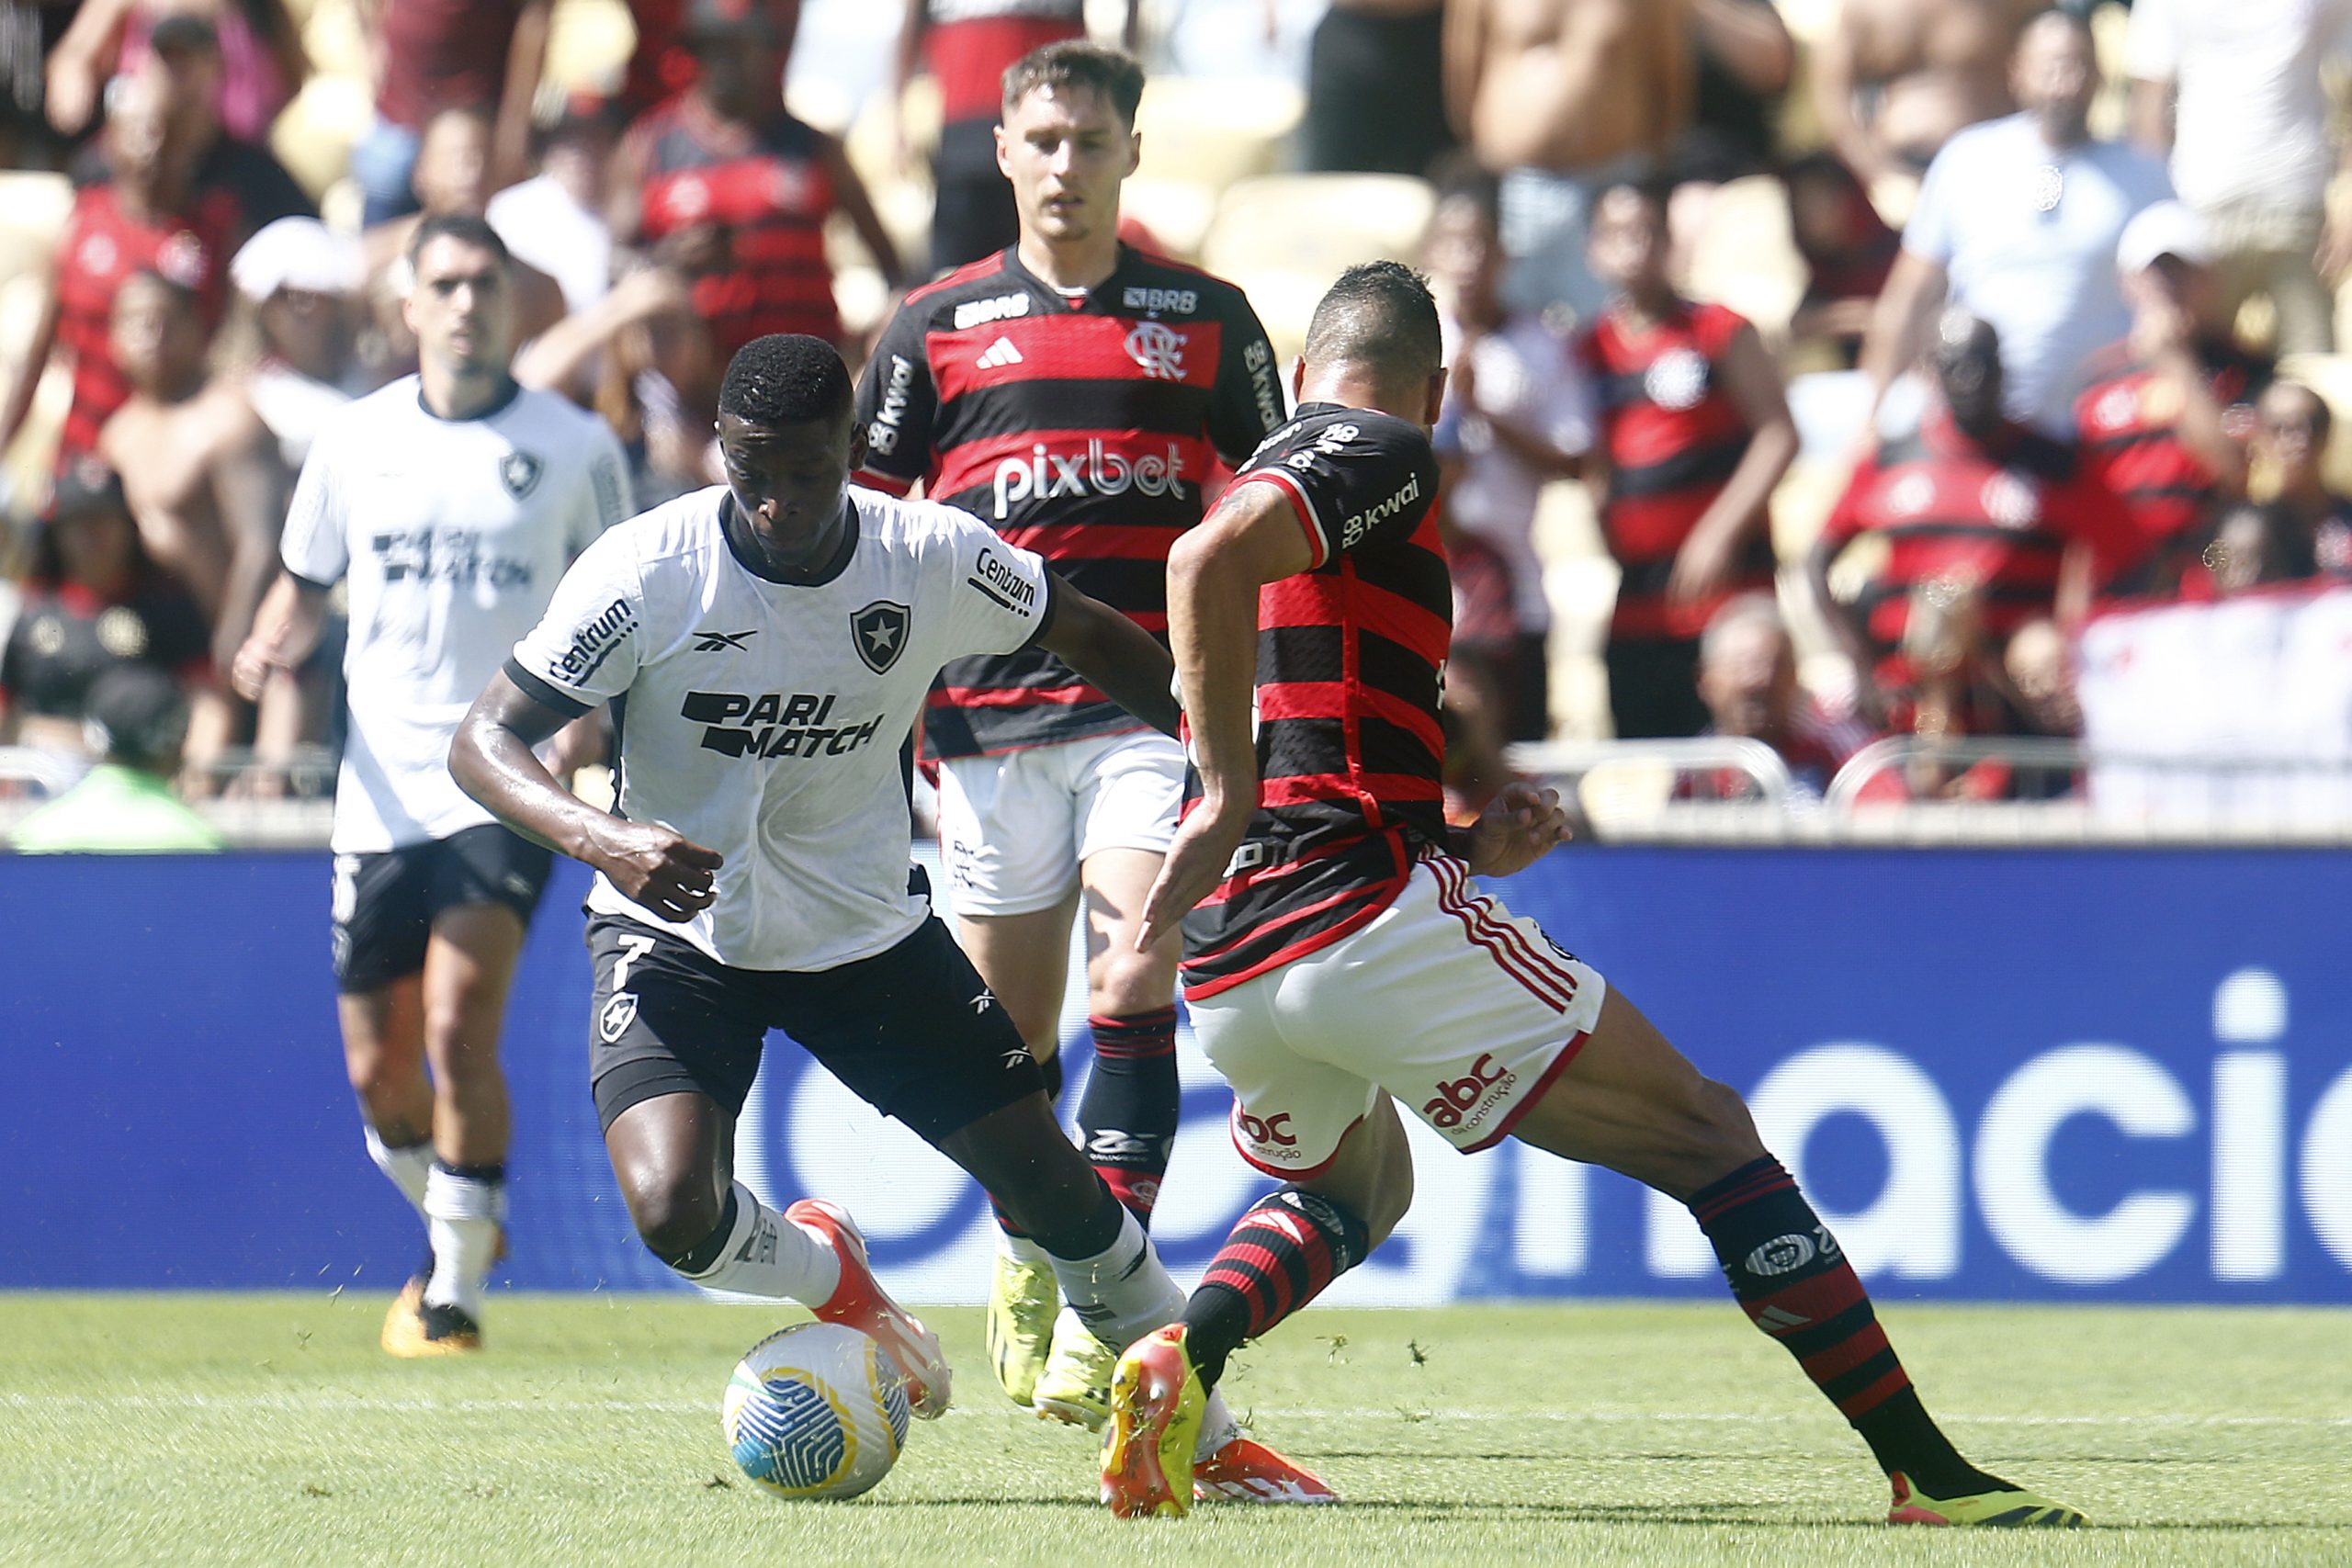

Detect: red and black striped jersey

[1821,408,2135,658]
[922,0,1087,124]
[854,244,1283,758]
[2073,338,2270,597]
[628,96,841,355]
[1179,403,1447,999]
[1575,298,1772,640]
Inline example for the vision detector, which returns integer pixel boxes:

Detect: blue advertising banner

[3,847,2347,1304]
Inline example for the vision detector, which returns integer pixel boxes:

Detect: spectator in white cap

[229,215,371,469]
[2072,199,2274,600]
[1858,10,2173,437]
[2126,0,2352,355]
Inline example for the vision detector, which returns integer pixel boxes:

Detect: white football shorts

[1189,852,1608,1176]
[934,729,1185,916]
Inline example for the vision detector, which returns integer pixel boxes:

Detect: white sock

[1196,1389,1239,1461]
[1042,1204,1185,1355]
[998,1228,1051,1268]
[364,1125,433,1215]
[675,1182,842,1305]
[422,1164,505,1319]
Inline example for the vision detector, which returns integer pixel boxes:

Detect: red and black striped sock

[1181,1188,1370,1387]
[1078,1008,1179,1228]
[1690,1156,2002,1498]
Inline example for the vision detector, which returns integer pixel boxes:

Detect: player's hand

[1464,781,1573,878]
[229,633,285,703]
[589,819,724,923]
[1135,795,1252,954]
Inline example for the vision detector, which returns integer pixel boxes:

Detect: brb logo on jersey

[990,440,1189,518]
[1125,321,1187,380]
[682,690,887,760]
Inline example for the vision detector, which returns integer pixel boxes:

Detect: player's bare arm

[230,571,332,702]
[450,672,722,924]
[1133,481,1313,952]
[1446,780,1575,878]
[1029,575,1181,741]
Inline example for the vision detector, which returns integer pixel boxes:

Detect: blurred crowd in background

[4,0,2352,825]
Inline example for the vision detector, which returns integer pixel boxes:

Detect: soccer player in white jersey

[232,215,633,1357]
[449,333,1329,1501]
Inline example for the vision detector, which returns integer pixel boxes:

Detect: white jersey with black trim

[506,484,1056,972]
[282,375,632,853]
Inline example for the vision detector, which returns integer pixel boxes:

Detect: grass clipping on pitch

[0,1294,2345,1566]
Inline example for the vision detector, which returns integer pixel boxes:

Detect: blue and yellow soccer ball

[722,1322,912,1500]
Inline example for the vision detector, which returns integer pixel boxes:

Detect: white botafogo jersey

[508,485,1055,971]
[283,376,631,852]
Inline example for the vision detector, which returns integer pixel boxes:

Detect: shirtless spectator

[2127,0,2352,355]
[1813,0,2037,209]
[350,0,552,229]
[48,0,307,146]
[0,71,239,474]
[1857,11,2172,436]
[1680,593,1875,801]
[613,0,903,359]
[1442,0,1690,320]
[97,271,283,670]
[363,107,569,357]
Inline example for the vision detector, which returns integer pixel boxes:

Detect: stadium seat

[1680,174,1805,344]
[1131,76,1302,193]
[544,0,635,96]
[0,173,74,288]
[1200,174,1437,358]
[269,73,375,203]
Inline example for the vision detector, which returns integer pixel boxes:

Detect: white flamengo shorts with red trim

[1188,850,1607,1178]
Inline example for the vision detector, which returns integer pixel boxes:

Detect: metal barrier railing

[1506,738,1798,807]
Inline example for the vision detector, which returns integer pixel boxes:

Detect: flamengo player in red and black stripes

[1097,262,2086,1529]
[853,41,1286,1428]
[1576,181,1797,739]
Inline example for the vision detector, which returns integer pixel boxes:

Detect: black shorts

[584,912,1046,1144]
[332,824,553,993]
[928,118,1018,274]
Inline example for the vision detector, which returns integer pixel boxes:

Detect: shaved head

[1301,261,1443,390]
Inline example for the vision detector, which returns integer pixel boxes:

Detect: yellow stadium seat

[1201,173,1435,284]
[0,173,74,287]
[1132,76,1301,192]
[545,0,636,96]
[269,73,375,202]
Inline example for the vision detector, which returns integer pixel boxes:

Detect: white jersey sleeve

[933,506,1054,659]
[279,418,350,586]
[507,525,646,714]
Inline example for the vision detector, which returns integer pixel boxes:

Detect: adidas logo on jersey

[975,337,1024,369]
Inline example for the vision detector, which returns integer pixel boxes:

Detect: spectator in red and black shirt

[350,0,552,229]
[1808,310,2135,726]
[0,70,237,472]
[1575,180,1796,739]
[2073,201,2270,600]
[612,0,904,359]
[894,0,1132,274]
[1679,593,1876,803]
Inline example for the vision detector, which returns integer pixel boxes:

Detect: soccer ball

[722,1322,912,1500]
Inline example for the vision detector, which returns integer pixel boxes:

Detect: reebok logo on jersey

[990,440,1188,519]
[975,337,1023,369]
[693,628,757,651]
[851,601,910,673]
[681,689,886,760]
[554,597,634,682]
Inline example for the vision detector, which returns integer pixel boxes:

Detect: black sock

[1182,1188,1370,1387]
[1039,1050,1064,1104]
[1079,1008,1179,1228]
[1688,1157,2003,1498]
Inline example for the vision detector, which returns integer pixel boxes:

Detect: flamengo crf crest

[500,450,544,498]
[852,600,911,673]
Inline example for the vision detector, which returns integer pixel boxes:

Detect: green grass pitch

[3,1293,2346,1566]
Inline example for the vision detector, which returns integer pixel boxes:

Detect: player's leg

[585,916,948,1410]
[410,902,526,1344]
[331,848,443,1353]
[933,747,1083,1404]
[1505,987,2084,1525]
